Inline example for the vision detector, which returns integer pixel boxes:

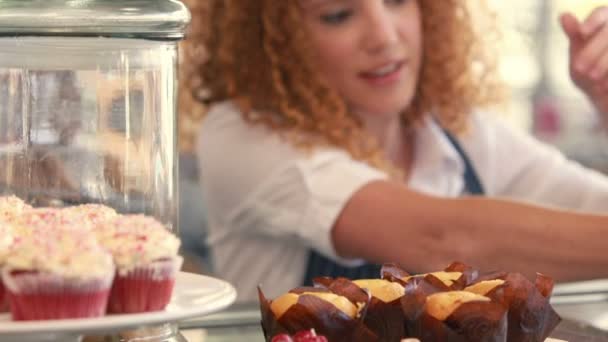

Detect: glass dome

[0,0,190,40]
[0,0,190,230]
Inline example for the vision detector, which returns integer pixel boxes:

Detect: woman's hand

[560,7,608,117]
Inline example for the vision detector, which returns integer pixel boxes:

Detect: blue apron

[302,130,485,285]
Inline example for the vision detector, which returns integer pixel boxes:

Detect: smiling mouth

[361,62,403,77]
[358,61,405,84]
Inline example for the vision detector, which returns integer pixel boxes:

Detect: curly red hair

[179,0,505,171]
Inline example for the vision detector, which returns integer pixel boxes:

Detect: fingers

[573,24,608,76]
[590,47,608,81]
[560,12,581,41]
[581,6,608,37]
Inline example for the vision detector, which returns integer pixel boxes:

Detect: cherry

[293,330,316,340]
[296,336,328,342]
[271,333,293,342]
[293,329,328,342]
[272,329,328,342]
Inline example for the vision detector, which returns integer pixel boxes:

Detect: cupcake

[1,229,114,320]
[0,195,32,222]
[0,225,14,311]
[95,215,183,314]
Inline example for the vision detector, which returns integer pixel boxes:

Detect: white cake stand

[0,272,237,342]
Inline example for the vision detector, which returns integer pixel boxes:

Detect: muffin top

[352,279,405,303]
[271,292,360,319]
[3,229,114,279]
[0,195,32,222]
[94,215,181,271]
[425,291,490,321]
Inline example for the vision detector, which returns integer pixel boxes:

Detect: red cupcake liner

[0,280,8,312]
[108,256,183,314]
[2,269,114,321]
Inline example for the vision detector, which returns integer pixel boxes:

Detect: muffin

[94,215,182,313]
[1,229,114,320]
[259,286,377,342]
[403,291,508,341]
[465,273,561,342]
[315,277,407,341]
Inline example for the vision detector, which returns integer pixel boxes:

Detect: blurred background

[490,0,608,171]
[176,0,608,274]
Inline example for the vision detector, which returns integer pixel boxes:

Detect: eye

[320,9,353,25]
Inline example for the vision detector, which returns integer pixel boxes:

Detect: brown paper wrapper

[444,261,480,288]
[314,277,406,342]
[381,263,411,281]
[381,262,478,291]
[312,278,371,307]
[401,285,507,342]
[258,286,379,342]
[471,273,561,342]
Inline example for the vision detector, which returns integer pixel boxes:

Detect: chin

[357,100,413,118]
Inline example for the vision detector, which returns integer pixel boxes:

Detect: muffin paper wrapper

[108,256,183,314]
[0,280,8,312]
[382,262,478,292]
[2,268,114,294]
[115,256,183,280]
[258,286,379,342]
[1,268,114,320]
[314,276,407,342]
[469,272,561,342]
[402,283,508,342]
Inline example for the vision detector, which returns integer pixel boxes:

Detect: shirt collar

[408,117,466,196]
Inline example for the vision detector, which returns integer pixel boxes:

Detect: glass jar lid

[0,0,190,40]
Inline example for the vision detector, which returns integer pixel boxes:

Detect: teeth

[369,63,398,77]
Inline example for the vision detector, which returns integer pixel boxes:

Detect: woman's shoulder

[197,101,277,154]
[196,101,309,182]
[199,101,247,138]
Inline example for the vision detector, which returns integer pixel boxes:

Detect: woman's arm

[332,180,608,281]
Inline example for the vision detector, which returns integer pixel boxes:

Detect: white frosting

[4,229,114,279]
[61,204,118,227]
[0,196,32,221]
[5,207,91,237]
[94,215,181,271]
[0,225,14,264]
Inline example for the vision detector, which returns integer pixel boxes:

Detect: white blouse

[197,101,608,302]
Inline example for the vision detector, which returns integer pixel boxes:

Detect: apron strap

[442,129,485,196]
[302,129,485,285]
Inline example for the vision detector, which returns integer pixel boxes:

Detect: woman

[183,0,608,302]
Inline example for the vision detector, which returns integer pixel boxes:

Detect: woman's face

[300,0,423,118]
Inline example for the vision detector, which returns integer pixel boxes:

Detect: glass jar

[0,1,190,340]
[0,0,190,228]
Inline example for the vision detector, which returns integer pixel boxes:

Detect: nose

[361,4,400,54]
